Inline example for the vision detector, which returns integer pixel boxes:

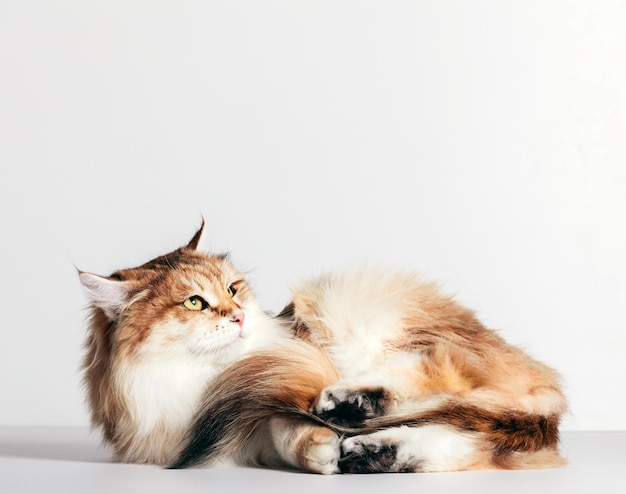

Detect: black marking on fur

[275,302,312,340]
[317,388,390,427]
[169,409,233,469]
[276,302,295,320]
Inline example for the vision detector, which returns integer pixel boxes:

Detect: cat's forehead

[115,249,240,286]
[176,259,240,288]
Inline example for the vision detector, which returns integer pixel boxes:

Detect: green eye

[183,295,207,311]
[227,284,237,297]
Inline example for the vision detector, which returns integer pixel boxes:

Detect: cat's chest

[120,361,219,431]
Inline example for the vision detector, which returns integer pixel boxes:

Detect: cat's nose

[230,310,245,328]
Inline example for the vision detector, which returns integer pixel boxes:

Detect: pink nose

[230,310,245,328]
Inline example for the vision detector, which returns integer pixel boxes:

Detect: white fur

[121,308,289,429]
[342,424,478,472]
[110,295,290,464]
[310,271,411,377]
[300,269,432,410]
[79,272,131,320]
[115,359,216,438]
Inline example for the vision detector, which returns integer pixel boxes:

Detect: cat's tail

[360,402,563,464]
[169,340,340,469]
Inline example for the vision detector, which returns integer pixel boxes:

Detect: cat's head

[79,221,261,363]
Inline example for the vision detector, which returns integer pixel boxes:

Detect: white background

[0,1,624,431]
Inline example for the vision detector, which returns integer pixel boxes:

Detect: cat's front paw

[299,427,341,475]
[314,385,390,426]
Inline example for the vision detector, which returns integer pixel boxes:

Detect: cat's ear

[186,218,207,251]
[78,271,132,320]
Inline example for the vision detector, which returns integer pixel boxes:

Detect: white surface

[0,428,624,494]
[1,1,625,430]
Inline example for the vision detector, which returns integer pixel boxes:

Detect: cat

[80,222,567,473]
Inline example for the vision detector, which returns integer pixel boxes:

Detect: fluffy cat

[80,223,567,473]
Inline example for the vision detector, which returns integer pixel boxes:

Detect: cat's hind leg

[339,425,482,473]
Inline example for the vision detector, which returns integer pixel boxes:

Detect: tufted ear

[78,271,133,321]
[186,218,207,251]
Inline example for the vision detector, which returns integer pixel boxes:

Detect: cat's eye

[227,284,237,297]
[183,295,208,311]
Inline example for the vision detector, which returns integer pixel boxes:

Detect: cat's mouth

[239,323,251,339]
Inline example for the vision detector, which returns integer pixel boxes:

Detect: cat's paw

[339,434,406,473]
[314,385,390,425]
[299,428,341,475]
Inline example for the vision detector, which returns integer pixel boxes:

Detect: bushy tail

[366,402,561,459]
[170,341,339,469]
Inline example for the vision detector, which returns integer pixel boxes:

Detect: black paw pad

[339,441,399,474]
[317,388,389,426]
